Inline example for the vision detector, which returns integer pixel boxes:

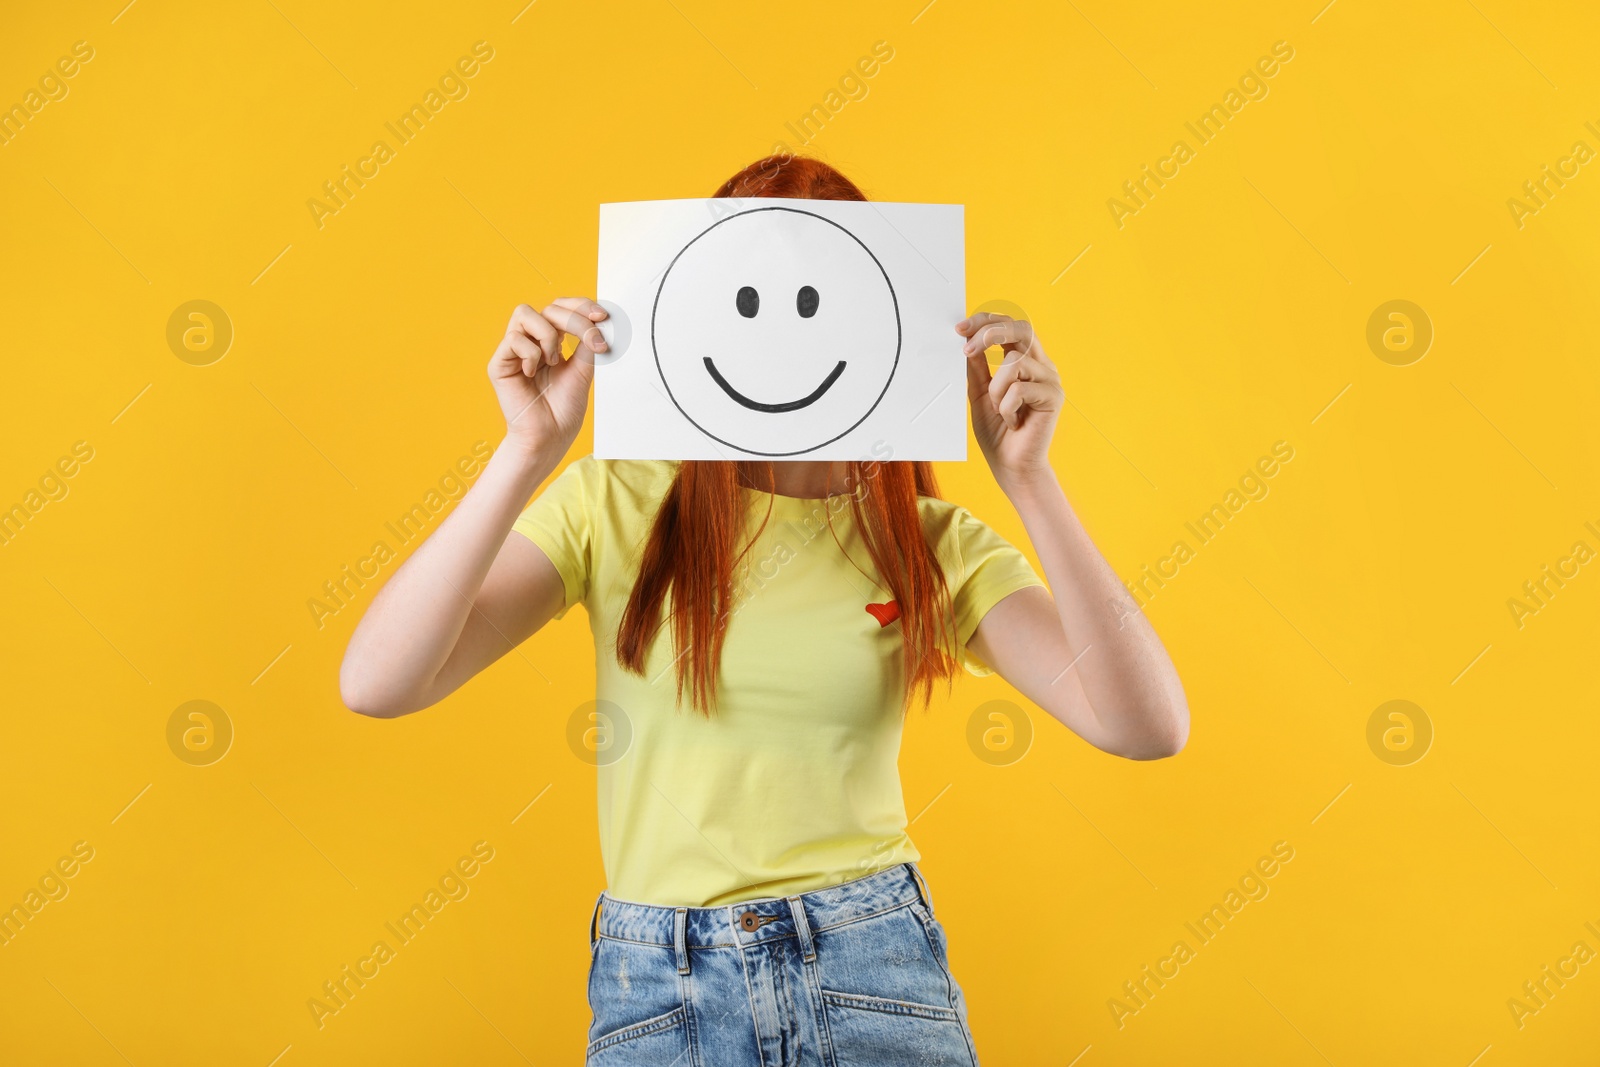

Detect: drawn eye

[796,286,819,318]
[736,286,760,318]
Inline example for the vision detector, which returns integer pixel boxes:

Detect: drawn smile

[702,357,847,413]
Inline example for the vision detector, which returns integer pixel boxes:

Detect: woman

[340,156,1188,1066]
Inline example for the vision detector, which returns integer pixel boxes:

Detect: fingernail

[594,340,608,351]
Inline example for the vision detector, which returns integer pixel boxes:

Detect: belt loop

[589,895,605,949]
[673,908,691,975]
[788,896,816,964]
[909,863,935,917]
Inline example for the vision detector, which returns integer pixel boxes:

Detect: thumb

[565,342,598,386]
[965,350,993,403]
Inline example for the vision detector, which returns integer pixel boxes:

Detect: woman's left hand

[958,311,1064,493]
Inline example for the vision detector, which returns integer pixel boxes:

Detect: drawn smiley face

[652,206,901,456]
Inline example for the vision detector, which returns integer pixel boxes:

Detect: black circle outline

[651,206,901,457]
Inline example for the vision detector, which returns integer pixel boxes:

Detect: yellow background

[3,0,1597,1063]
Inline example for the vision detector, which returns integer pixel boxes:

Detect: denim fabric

[583,863,980,1066]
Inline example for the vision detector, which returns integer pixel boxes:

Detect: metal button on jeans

[738,910,761,932]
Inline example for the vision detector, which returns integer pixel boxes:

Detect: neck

[749,461,843,499]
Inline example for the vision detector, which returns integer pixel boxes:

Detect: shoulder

[916,495,986,567]
[916,494,966,525]
[916,494,1033,581]
[915,494,985,543]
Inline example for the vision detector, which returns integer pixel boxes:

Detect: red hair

[615,156,957,712]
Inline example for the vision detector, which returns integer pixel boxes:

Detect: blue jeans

[584,863,981,1066]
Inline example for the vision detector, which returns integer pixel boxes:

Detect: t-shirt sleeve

[511,456,600,619]
[944,506,1046,677]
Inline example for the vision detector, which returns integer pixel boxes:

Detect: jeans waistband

[592,863,933,953]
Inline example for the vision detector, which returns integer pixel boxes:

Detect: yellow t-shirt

[513,457,1042,906]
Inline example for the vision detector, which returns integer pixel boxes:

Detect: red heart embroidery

[865,601,901,627]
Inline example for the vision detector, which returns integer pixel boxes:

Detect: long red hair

[615,156,957,712]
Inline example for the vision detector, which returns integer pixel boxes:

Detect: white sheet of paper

[594,197,966,461]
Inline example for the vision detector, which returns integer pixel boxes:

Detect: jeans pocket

[586,938,688,1063]
[585,1006,688,1065]
[821,991,974,1066]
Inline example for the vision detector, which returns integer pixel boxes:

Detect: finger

[542,303,609,354]
[965,319,1038,358]
[504,332,544,376]
[998,382,1026,429]
[998,381,1062,426]
[989,353,1060,405]
[563,341,598,386]
[508,304,560,365]
[515,311,562,365]
[965,349,993,402]
[957,311,1012,337]
[1022,348,1060,385]
[988,355,1028,409]
[488,333,534,379]
[549,296,608,321]
[507,302,548,335]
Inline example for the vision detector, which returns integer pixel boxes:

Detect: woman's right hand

[488,298,608,461]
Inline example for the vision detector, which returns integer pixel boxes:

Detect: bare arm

[958,312,1189,760]
[339,443,565,716]
[339,299,609,717]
